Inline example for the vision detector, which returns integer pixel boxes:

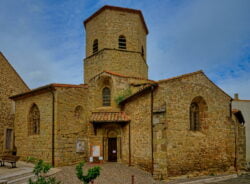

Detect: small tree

[76,162,101,184]
[29,160,61,184]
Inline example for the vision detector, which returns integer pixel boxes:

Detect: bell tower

[83,5,149,83]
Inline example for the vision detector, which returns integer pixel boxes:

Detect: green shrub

[29,160,61,184]
[76,162,101,184]
[26,156,38,164]
[115,88,132,104]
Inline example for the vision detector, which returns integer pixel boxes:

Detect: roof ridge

[157,70,231,99]
[157,70,203,83]
[233,99,250,102]
[10,83,87,100]
[102,70,156,82]
[83,5,148,34]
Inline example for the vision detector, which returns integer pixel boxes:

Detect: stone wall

[54,87,88,166]
[232,100,250,168]
[85,8,147,58]
[237,123,246,170]
[14,92,53,163]
[84,49,147,83]
[152,102,167,179]
[86,72,154,163]
[154,72,234,178]
[122,91,153,172]
[0,53,29,154]
[84,7,148,83]
[231,113,246,170]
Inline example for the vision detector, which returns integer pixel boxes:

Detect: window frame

[4,127,13,150]
[28,104,40,135]
[102,87,111,106]
[118,35,126,49]
[190,102,200,131]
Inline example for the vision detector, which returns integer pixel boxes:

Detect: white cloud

[0,0,249,99]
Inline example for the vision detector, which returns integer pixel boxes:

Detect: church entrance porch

[90,111,130,163]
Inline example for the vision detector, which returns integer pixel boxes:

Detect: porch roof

[90,111,130,123]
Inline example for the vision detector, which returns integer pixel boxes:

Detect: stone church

[6,5,246,179]
[0,53,29,155]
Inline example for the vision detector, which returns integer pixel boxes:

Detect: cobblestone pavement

[54,162,164,184]
[54,163,250,184]
[211,173,250,184]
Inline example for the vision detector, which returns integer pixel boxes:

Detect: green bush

[115,88,132,104]
[26,156,38,164]
[29,160,61,184]
[76,162,101,184]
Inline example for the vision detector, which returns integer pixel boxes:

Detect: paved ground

[54,162,164,184]
[1,162,249,184]
[54,163,250,184]
[211,173,250,184]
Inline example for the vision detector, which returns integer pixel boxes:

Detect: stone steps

[0,168,34,184]
[8,174,34,184]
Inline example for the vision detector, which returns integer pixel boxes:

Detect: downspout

[230,99,238,172]
[50,87,55,167]
[151,86,154,175]
[234,117,238,173]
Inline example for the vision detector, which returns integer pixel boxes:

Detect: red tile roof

[84,5,148,34]
[90,111,130,122]
[233,99,250,102]
[232,109,245,124]
[91,70,156,83]
[10,83,88,100]
[157,70,203,83]
[232,109,240,113]
[157,70,231,99]
[119,83,157,105]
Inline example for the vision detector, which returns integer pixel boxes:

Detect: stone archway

[103,127,121,162]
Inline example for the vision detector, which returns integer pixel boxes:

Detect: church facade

[9,6,246,179]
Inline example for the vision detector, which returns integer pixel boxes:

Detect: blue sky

[0,0,250,99]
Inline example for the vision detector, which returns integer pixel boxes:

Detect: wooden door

[108,138,117,162]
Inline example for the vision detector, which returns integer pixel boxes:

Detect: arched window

[189,96,208,131]
[102,87,111,106]
[28,104,40,135]
[93,39,98,54]
[118,35,126,49]
[190,102,199,131]
[75,105,83,120]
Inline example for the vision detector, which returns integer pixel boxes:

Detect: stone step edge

[8,174,34,184]
[0,168,33,180]
[169,174,238,184]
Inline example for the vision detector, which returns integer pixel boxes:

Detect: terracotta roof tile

[90,111,130,122]
[157,70,204,83]
[119,83,157,105]
[157,70,231,99]
[232,109,240,113]
[10,83,88,100]
[91,70,156,83]
[233,99,250,102]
